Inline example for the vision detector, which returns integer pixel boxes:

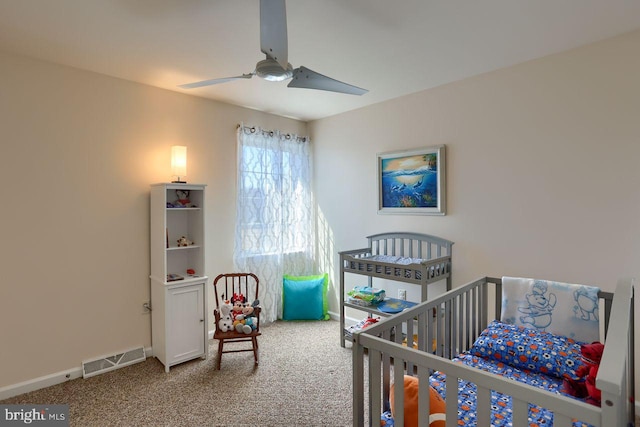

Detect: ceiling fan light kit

[179,0,367,95]
[256,58,293,82]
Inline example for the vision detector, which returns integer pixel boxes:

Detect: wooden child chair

[212,273,261,370]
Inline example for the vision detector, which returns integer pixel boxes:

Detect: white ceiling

[1,1,640,122]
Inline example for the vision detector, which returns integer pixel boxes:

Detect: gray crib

[352,276,635,427]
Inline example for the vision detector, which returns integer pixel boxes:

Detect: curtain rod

[237,123,308,142]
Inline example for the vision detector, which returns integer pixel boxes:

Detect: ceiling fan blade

[260,0,288,70]
[178,73,253,89]
[288,66,368,95]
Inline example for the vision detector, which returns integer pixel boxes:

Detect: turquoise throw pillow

[282,273,329,320]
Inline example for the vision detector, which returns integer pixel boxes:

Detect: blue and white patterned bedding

[429,354,591,427]
[381,321,593,427]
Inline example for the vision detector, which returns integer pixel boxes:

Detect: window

[234,125,314,322]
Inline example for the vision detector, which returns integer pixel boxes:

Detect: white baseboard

[0,367,83,401]
[0,346,152,401]
[328,310,366,326]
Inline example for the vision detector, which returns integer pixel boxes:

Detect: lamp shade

[171,146,187,182]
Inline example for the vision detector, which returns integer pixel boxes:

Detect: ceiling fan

[179,0,368,95]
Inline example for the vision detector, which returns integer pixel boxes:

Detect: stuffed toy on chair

[217,300,233,332]
[562,341,604,406]
[230,293,253,334]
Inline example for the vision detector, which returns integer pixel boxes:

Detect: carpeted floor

[1,320,355,427]
[8,320,634,427]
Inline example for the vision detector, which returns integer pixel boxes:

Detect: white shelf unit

[150,183,208,372]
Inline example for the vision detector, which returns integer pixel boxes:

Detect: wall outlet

[398,289,407,300]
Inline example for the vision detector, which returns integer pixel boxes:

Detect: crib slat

[393,362,405,426]
[444,300,451,359]
[427,311,434,360]
[512,398,528,426]
[464,290,471,350]
[418,311,427,359]
[436,304,444,357]
[471,286,478,343]
[456,295,463,354]
[447,298,458,358]
[479,281,487,330]
[406,318,415,374]
[445,375,459,426]
[369,350,382,424]
[352,337,365,427]
[382,335,392,409]
[553,413,573,427]
[417,370,430,427]
[468,289,474,350]
[476,385,491,427]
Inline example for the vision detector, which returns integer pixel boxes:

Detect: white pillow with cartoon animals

[500,276,600,343]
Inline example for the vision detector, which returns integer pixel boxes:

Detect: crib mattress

[430,353,591,427]
[382,353,591,427]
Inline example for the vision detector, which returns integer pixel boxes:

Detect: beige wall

[311,29,640,308]
[312,31,640,406]
[0,51,306,388]
[1,28,639,394]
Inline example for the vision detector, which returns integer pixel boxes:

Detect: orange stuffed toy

[562,341,604,406]
[389,375,446,427]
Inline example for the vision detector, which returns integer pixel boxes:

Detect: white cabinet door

[167,283,205,365]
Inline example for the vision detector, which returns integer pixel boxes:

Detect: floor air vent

[82,346,146,378]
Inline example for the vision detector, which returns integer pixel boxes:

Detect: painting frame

[377,145,446,215]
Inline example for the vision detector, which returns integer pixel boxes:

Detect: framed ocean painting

[377,145,446,215]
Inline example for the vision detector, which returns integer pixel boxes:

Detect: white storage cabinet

[150,183,208,372]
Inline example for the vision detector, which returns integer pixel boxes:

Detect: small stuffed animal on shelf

[170,189,197,208]
[562,341,605,406]
[176,236,194,247]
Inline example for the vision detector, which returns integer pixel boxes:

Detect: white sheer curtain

[234,124,315,322]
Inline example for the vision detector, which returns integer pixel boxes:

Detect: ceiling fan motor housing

[256,58,293,81]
